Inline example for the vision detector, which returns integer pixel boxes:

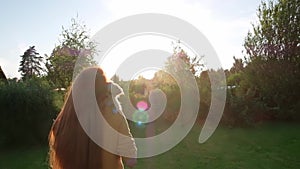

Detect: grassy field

[0,122,299,169]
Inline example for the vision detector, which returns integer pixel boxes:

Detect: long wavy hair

[49,67,108,169]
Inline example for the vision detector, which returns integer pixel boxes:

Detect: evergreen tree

[19,46,44,80]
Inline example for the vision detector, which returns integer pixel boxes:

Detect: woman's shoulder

[102,107,127,123]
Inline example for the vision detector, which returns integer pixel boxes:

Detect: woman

[49,67,137,169]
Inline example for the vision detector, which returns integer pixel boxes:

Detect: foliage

[19,46,44,80]
[0,78,58,147]
[229,56,244,74]
[244,0,300,62]
[2,0,299,152]
[46,17,97,89]
[152,71,181,121]
[197,71,211,119]
[225,58,300,125]
[166,41,204,77]
[223,0,300,125]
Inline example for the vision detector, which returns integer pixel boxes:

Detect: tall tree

[165,41,204,79]
[244,0,300,62]
[46,17,97,89]
[230,56,244,74]
[19,46,44,80]
[237,0,300,121]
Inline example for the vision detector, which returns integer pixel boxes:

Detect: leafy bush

[224,57,300,126]
[0,78,58,147]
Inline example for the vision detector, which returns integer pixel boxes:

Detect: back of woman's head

[49,67,108,169]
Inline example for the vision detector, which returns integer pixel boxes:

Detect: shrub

[0,78,58,147]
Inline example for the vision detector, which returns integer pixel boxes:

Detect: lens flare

[133,110,149,124]
[136,101,148,111]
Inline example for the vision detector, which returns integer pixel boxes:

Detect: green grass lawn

[1,122,299,169]
[0,146,48,169]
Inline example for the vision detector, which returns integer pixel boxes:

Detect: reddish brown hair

[49,67,108,169]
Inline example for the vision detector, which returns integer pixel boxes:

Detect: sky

[0,0,261,79]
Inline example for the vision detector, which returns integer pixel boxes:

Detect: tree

[166,41,204,77]
[238,0,300,122]
[46,17,97,89]
[230,56,244,74]
[244,0,300,62]
[19,46,44,80]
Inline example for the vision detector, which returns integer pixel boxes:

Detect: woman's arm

[117,115,138,168]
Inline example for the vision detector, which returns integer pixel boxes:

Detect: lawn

[0,122,299,169]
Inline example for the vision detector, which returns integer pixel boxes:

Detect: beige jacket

[98,106,137,169]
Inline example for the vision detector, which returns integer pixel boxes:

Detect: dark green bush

[0,78,58,147]
[223,58,300,126]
